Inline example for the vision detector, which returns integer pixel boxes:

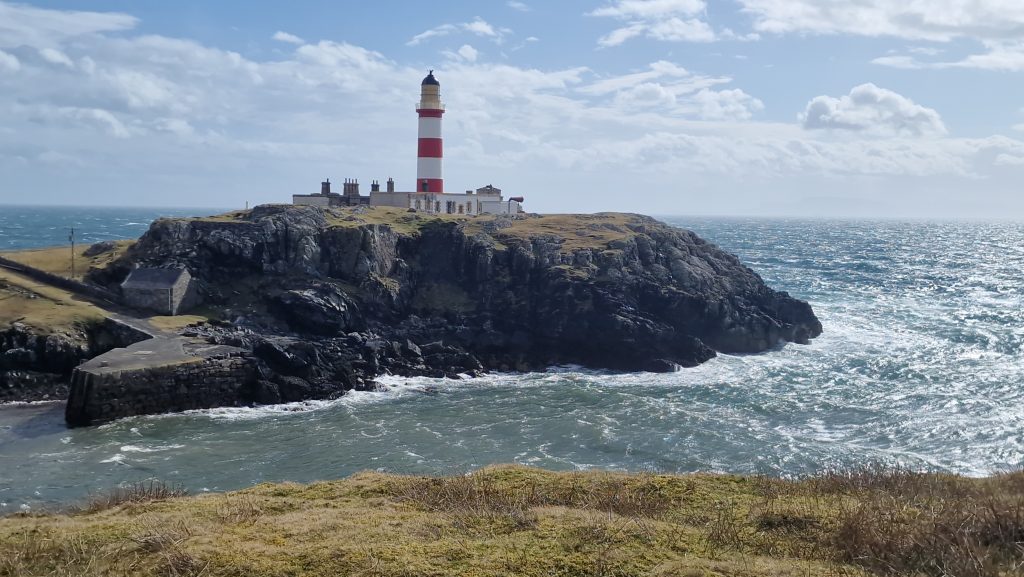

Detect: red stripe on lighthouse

[418,138,443,157]
[417,109,444,118]
[419,178,444,193]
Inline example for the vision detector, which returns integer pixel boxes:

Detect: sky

[1,1,1024,217]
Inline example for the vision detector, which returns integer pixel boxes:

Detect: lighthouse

[416,70,445,193]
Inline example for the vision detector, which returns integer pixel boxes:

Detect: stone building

[292,178,371,207]
[121,267,198,315]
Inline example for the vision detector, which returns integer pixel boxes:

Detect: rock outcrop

[76,205,821,420]
[0,319,150,402]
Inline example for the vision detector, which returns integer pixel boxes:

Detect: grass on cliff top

[3,464,1022,577]
[172,205,644,254]
[324,206,473,236]
[0,240,134,279]
[324,207,642,252]
[464,212,641,252]
[0,269,106,335]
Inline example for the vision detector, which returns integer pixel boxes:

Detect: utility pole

[69,227,75,279]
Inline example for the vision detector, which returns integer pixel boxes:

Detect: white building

[404,184,521,215]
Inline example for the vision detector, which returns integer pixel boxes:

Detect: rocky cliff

[0,318,150,402]
[85,205,820,410]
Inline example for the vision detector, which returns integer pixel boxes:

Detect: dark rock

[63,206,823,421]
[83,240,120,257]
[269,284,363,336]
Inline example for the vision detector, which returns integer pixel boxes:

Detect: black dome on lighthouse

[421,70,439,86]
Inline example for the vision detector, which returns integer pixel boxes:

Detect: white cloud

[154,118,195,136]
[591,0,717,46]
[38,47,74,67]
[801,83,946,137]
[0,49,19,71]
[272,31,304,45]
[407,18,510,46]
[597,24,647,47]
[580,60,691,95]
[295,41,392,71]
[875,40,1024,71]
[578,61,761,120]
[741,0,1024,70]
[1014,123,1024,132]
[647,17,716,42]
[591,0,706,19]
[444,44,480,63]
[0,2,137,48]
[739,0,1024,42]
[457,44,479,62]
[29,106,131,138]
[691,88,764,120]
[995,153,1024,165]
[507,1,531,12]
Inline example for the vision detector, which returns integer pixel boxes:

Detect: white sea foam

[185,399,343,421]
[120,444,185,453]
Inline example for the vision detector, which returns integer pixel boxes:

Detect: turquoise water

[1,212,1023,510]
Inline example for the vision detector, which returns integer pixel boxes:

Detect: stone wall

[65,353,256,426]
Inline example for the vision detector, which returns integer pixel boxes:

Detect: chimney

[321,179,331,195]
[343,178,360,197]
[386,178,395,193]
[371,180,380,193]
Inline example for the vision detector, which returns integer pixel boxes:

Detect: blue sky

[1,0,1023,217]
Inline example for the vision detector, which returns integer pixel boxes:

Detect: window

[458,204,464,214]
[421,180,429,192]
[435,201,441,212]
[414,199,421,210]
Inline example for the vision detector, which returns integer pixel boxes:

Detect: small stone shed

[120,267,199,315]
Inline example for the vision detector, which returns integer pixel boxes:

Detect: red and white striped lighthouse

[416,70,445,193]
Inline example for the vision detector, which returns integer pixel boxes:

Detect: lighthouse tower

[416,70,445,193]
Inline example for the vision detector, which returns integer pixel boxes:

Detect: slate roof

[121,267,188,290]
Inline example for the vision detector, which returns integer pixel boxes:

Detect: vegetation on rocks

[2,465,1021,577]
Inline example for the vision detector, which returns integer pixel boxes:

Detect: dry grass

[77,480,189,514]
[173,206,643,255]
[3,465,1019,576]
[463,212,640,253]
[0,240,133,278]
[324,206,472,236]
[145,314,210,332]
[0,269,107,334]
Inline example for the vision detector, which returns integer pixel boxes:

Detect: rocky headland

[5,205,821,424]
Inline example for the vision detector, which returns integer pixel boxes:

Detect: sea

[1,205,1022,511]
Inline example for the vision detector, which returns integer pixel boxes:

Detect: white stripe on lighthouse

[417,157,443,179]
[417,117,442,139]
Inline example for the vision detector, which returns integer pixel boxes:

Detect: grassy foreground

[2,466,1022,577]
